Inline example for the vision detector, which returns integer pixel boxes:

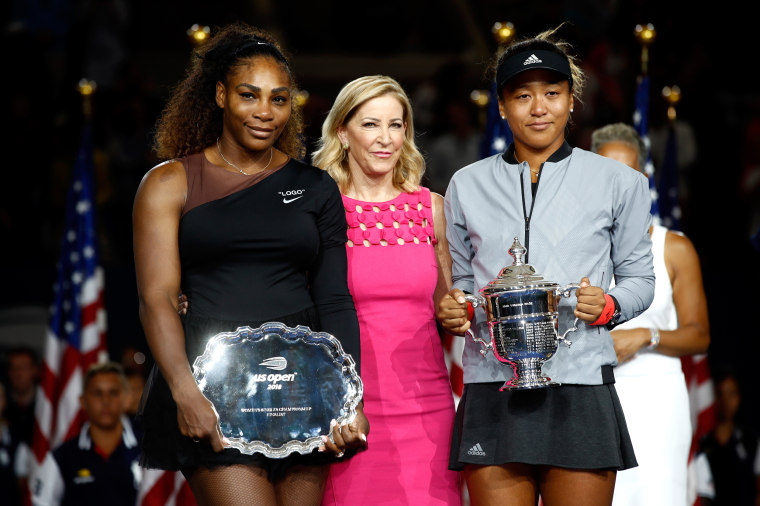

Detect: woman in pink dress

[312,75,461,505]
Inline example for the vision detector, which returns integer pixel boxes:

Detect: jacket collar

[502,141,573,165]
[77,415,138,450]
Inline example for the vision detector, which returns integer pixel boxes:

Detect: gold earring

[343,143,349,150]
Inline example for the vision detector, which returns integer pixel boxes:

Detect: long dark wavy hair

[153,22,305,160]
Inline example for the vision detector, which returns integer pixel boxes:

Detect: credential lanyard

[519,165,542,264]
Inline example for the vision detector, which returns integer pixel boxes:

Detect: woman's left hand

[319,403,369,458]
[574,276,607,323]
[177,293,188,315]
[610,328,651,364]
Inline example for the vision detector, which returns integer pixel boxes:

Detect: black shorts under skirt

[449,378,638,471]
[138,307,333,481]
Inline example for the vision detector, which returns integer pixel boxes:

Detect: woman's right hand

[436,288,472,336]
[173,381,227,452]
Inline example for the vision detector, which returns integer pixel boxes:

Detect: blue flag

[479,82,513,158]
[632,75,661,224]
[658,124,681,230]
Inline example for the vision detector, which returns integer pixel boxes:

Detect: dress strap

[181,152,286,218]
[651,225,667,263]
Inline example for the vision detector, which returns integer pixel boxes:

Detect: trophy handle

[462,294,492,356]
[558,282,581,298]
[463,293,486,308]
[556,283,581,347]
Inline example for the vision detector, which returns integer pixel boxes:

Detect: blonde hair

[312,75,425,193]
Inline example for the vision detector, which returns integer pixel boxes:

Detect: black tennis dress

[138,152,361,473]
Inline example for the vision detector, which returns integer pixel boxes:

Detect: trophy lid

[481,237,558,293]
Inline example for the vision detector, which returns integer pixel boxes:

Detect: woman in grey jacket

[437,26,655,506]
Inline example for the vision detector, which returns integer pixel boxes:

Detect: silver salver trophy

[192,322,363,458]
[464,237,580,390]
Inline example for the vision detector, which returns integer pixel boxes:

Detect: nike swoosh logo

[283,196,304,204]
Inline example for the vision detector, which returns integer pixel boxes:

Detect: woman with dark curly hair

[133,22,367,506]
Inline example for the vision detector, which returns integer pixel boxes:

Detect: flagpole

[475,21,516,158]
[471,22,516,127]
[663,85,681,123]
[634,23,656,76]
[658,84,683,232]
[77,79,97,123]
[632,23,662,224]
[492,21,515,47]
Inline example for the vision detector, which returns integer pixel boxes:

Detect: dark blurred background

[0,0,758,426]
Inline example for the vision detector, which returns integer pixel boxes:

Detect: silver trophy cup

[465,237,579,390]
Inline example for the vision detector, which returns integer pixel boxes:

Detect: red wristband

[591,294,615,326]
[466,302,475,321]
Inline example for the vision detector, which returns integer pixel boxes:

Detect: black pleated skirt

[449,377,638,471]
[138,307,332,478]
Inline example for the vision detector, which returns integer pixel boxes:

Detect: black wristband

[604,295,622,330]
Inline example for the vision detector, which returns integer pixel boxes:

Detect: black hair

[198,30,292,86]
[488,25,585,102]
[153,22,305,160]
[8,346,39,364]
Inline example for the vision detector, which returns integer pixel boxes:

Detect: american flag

[633,75,662,225]
[29,125,108,492]
[442,332,464,407]
[682,353,715,505]
[138,469,197,506]
[634,74,714,505]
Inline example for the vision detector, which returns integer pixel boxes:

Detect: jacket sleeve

[608,172,655,322]
[445,178,476,294]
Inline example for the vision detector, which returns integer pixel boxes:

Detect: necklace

[217,137,273,175]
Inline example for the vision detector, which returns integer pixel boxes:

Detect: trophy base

[499,357,560,391]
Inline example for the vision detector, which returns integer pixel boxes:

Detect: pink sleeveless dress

[322,188,461,505]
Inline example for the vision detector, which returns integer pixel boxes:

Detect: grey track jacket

[445,142,655,385]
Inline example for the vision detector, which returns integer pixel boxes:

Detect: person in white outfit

[591,122,711,506]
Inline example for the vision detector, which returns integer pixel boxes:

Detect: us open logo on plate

[259,356,287,371]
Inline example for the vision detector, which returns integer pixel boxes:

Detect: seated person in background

[5,347,41,505]
[124,369,145,421]
[4,347,39,447]
[591,122,710,506]
[1,382,21,505]
[30,362,142,506]
[698,369,759,506]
